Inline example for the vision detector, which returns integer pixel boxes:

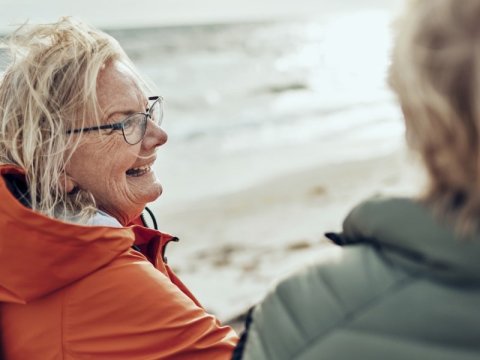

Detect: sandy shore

[152,145,423,324]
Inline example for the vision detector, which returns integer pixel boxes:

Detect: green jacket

[234,197,480,360]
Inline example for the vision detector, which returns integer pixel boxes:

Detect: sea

[107,9,405,207]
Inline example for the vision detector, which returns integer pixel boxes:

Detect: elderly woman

[233,1,480,359]
[0,18,237,359]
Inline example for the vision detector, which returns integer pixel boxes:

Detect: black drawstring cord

[144,206,158,230]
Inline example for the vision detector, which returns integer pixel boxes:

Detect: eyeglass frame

[66,96,163,145]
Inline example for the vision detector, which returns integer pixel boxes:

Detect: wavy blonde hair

[390,0,480,233]
[0,17,143,221]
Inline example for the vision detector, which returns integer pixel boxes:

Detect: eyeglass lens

[123,98,162,145]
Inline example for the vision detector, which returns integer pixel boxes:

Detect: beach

[151,143,423,324]
[105,8,420,327]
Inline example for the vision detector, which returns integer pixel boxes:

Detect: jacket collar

[328,196,480,284]
[0,164,172,303]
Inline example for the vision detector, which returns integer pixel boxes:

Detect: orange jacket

[0,165,238,359]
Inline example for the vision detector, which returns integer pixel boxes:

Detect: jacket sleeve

[63,250,238,360]
[236,246,407,360]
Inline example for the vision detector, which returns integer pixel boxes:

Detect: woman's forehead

[96,61,146,114]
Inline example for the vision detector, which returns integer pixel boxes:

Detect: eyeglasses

[66,96,163,145]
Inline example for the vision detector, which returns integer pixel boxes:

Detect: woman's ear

[58,172,78,194]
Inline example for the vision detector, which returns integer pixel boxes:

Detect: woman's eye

[123,116,136,130]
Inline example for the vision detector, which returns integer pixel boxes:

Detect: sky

[0,0,404,32]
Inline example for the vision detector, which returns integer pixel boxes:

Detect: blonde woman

[233,1,480,359]
[0,18,237,359]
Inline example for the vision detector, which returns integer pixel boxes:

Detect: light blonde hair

[0,17,142,221]
[389,0,480,233]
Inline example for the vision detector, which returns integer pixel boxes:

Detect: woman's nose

[142,120,168,150]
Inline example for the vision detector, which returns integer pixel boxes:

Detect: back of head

[389,0,480,233]
[0,18,129,219]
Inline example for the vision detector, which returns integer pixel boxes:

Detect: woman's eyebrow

[106,109,136,121]
[106,99,149,120]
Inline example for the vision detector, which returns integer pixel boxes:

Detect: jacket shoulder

[241,245,407,360]
[63,249,237,359]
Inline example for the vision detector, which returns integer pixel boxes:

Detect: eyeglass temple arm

[66,123,121,134]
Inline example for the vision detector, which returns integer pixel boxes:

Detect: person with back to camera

[0,17,238,359]
[232,0,480,359]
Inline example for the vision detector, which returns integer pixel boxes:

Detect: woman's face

[65,61,168,225]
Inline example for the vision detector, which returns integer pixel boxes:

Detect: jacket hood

[0,164,159,304]
[328,196,480,284]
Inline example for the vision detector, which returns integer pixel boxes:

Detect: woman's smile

[126,159,156,177]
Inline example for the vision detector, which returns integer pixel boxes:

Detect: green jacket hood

[329,196,480,284]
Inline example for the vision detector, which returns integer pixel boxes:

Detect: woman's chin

[146,183,163,202]
[127,171,163,203]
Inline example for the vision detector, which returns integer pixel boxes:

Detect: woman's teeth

[126,165,151,177]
